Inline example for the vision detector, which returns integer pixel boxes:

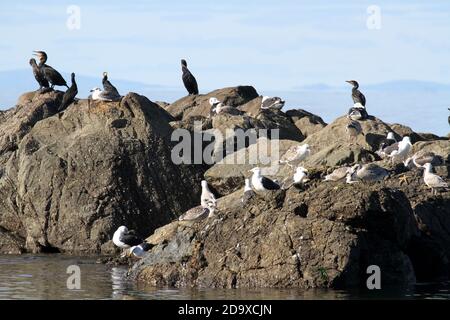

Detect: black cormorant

[59,73,78,112]
[102,72,120,98]
[33,51,68,89]
[346,80,366,106]
[29,58,49,91]
[181,59,199,95]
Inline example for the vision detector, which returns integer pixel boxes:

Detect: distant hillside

[294,80,450,92]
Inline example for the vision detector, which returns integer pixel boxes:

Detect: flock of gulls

[27,51,449,258]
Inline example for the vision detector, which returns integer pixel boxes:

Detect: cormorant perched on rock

[346,80,366,106]
[448,108,450,126]
[102,72,120,98]
[33,51,68,89]
[59,73,78,112]
[181,59,199,95]
[29,58,49,91]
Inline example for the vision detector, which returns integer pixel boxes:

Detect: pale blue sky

[1,0,450,91]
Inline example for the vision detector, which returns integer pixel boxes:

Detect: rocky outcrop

[0,91,205,254]
[129,167,449,288]
[128,110,450,289]
[1,86,449,290]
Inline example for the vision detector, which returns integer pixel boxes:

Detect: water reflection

[0,255,449,300]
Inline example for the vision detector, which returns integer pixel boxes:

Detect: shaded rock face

[285,109,327,138]
[0,91,205,254]
[128,170,450,289]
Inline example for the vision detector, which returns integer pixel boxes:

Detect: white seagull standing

[249,167,280,192]
[422,163,448,195]
[388,136,412,163]
[201,180,216,207]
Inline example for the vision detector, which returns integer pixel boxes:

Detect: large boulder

[129,172,450,289]
[301,116,396,167]
[0,92,205,254]
[285,109,327,138]
[166,86,259,121]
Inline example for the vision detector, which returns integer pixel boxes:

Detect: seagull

[293,166,309,184]
[89,87,120,102]
[347,163,389,183]
[201,180,216,208]
[376,132,398,158]
[242,178,256,204]
[388,136,412,163]
[260,96,285,111]
[209,97,242,116]
[129,242,153,258]
[404,151,443,169]
[179,201,216,221]
[279,144,310,167]
[324,166,351,181]
[249,167,280,192]
[113,226,143,257]
[422,163,448,195]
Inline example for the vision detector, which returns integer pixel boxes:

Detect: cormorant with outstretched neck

[102,72,120,97]
[29,58,49,91]
[33,51,68,89]
[346,80,366,106]
[181,59,199,95]
[59,73,78,112]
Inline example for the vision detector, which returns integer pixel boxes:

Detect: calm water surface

[0,255,449,300]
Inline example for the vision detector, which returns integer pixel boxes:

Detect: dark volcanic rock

[0,91,205,254]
